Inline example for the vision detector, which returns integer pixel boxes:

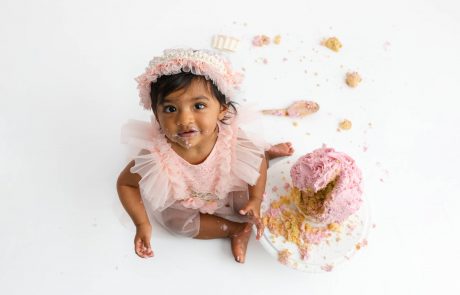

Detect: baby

[117,49,293,263]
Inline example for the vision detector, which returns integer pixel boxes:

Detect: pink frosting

[290,147,363,224]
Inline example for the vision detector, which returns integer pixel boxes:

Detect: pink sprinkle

[252,35,270,47]
[299,248,310,261]
[321,264,334,272]
[283,182,291,191]
[267,208,282,217]
[383,41,391,51]
[347,223,357,230]
[303,229,327,244]
[272,186,279,193]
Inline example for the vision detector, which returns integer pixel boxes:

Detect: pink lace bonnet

[135,48,244,110]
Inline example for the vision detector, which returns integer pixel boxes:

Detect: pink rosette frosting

[290,147,363,224]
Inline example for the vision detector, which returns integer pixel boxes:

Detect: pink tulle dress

[121,116,267,237]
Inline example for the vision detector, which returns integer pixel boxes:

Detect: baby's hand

[134,223,154,258]
[239,199,264,240]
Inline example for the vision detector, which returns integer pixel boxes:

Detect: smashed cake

[290,147,363,224]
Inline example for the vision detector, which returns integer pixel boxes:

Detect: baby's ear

[218,105,228,120]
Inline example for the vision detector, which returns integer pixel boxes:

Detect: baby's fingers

[135,238,154,258]
[144,240,154,257]
[254,217,264,240]
[134,239,144,258]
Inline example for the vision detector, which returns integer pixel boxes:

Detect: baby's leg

[266,142,294,160]
[195,213,251,263]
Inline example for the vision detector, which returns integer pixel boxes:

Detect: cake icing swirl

[290,147,363,224]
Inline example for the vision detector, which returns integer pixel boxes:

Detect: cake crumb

[252,35,270,47]
[273,35,282,45]
[321,37,342,52]
[278,249,292,265]
[327,223,340,232]
[292,121,298,127]
[346,72,362,88]
[339,119,352,130]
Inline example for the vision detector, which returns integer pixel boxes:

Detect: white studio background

[1,0,459,294]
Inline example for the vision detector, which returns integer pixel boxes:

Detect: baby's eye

[163,105,177,113]
[195,103,206,110]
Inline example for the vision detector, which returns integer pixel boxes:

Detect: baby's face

[155,80,227,150]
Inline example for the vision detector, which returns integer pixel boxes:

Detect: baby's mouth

[177,128,199,138]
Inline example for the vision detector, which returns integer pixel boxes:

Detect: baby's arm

[239,155,267,240]
[116,160,154,258]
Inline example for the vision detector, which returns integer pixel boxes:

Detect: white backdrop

[1,0,459,294]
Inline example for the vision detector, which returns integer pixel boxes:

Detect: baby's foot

[230,223,252,263]
[267,142,294,160]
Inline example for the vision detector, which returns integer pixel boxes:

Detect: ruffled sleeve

[121,118,178,212]
[232,127,267,186]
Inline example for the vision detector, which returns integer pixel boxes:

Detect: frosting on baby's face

[155,79,227,150]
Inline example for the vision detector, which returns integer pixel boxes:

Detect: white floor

[1,0,459,294]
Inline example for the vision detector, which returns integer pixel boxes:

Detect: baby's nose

[177,109,194,126]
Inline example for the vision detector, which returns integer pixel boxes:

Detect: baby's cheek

[201,129,212,135]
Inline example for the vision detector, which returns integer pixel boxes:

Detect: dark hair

[150,72,237,124]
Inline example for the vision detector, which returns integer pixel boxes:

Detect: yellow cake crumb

[345,72,362,88]
[278,249,292,265]
[264,188,351,263]
[327,223,340,232]
[339,119,352,130]
[273,35,282,45]
[322,37,342,52]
